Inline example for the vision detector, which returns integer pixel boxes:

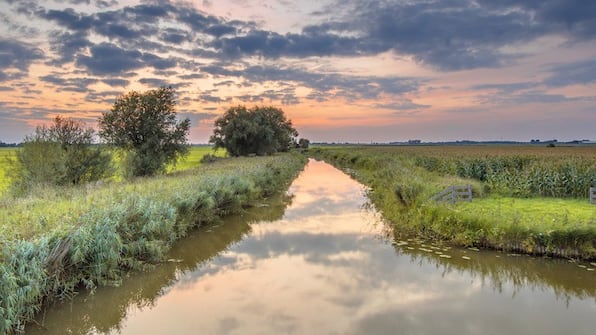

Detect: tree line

[9,87,308,194]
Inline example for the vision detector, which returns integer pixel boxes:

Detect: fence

[432,185,472,204]
[590,187,596,204]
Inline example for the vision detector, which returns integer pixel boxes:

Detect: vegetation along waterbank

[0,153,307,334]
[310,145,596,260]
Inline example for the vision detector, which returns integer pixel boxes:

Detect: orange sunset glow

[1,0,595,143]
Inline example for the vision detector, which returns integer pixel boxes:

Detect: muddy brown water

[28,159,596,334]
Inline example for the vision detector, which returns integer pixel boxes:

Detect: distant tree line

[0,141,20,147]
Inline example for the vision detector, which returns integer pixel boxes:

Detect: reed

[310,146,596,261]
[0,153,306,334]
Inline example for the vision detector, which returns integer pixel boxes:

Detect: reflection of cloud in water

[27,159,596,335]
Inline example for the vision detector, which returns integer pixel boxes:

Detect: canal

[28,159,596,334]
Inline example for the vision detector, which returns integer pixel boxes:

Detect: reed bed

[0,153,306,334]
[310,146,596,261]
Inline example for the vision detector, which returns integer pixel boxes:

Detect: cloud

[0,39,44,81]
[138,77,181,88]
[47,30,91,65]
[39,7,94,31]
[477,0,596,40]
[39,74,98,93]
[102,78,129,87]
[75,43,144,75]
[374,101,431,111]
[544,59,596,87]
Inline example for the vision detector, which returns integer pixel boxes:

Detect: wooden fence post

[590,187,596,204]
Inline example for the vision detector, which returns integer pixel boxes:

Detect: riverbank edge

[0,153,307,334]
[310,148,595,261]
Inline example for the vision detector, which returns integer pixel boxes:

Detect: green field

[0,147,16,193]
[0,146,226,194]
[311,145,596,259]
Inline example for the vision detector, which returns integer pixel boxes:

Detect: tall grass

[310,146,596,261]
[408,146,596,198]
[0,153,306,334]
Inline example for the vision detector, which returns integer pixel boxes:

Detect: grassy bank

[310,146,595,260]
[0,153,306,334]
[0,146,227,195]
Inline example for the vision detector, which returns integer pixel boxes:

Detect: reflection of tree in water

[28,194,292,334]
[392,240,596,303]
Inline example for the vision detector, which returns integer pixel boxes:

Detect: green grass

[166,146,226,172]
[458,197,596,226]
[0,148,17,194]
[0,153,306,333]
[310,146,596,260]
[0,146,226,194]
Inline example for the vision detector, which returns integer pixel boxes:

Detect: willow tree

[99,87,190,177]
[210,106,298,156]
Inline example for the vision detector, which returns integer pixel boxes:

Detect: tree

[210,106,298,156]
[99,87,191,177]
[11,116,112,192]
[297,138,310,149]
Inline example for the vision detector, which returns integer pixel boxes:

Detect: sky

[0,0,595,144]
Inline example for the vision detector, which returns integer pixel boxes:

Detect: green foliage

[99,87,191,177]
[9,116,112,195]
[0,153,307,333]
[413,151,595,198]
[311,146,596,260]
[298,138,310,149]
[210,106,298,156]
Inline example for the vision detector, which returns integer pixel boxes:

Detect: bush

[10,116,112,194]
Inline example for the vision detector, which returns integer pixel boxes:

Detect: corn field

[408,146,596,198]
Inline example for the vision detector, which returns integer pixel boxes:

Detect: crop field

[311,145,596,259]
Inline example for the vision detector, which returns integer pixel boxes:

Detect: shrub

[9,116,112,194]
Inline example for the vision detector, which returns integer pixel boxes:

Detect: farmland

[311,145,596,259]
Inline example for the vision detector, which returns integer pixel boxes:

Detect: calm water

[29,159,596,334]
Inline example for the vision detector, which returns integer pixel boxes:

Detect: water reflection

[29,159,596,335]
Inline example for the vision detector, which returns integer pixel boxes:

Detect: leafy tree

[298,138,310,149]
[11,116,112,192]
[210,106,298,156]
[99,87,191,177]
